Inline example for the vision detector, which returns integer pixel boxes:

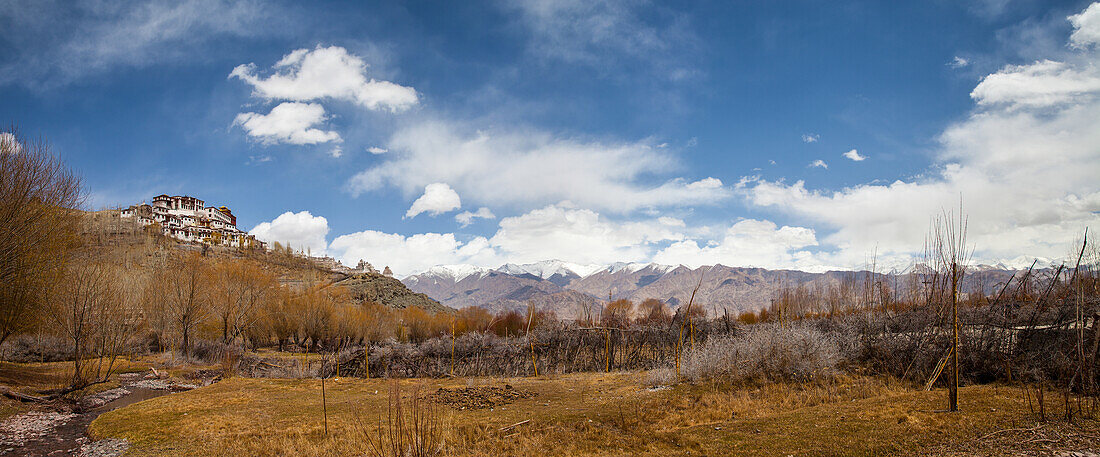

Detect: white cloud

[843,149,867,161]
[328,231,498,277]
[347,119,731,212]
[329,146,343,158]
[485,204,684,266]
[658,216,685,227]
[970,60,1100,108]
[324,204,834,276]
[367,146,388,154]
[739,3,1100,268]
[809,159,828,169]
[949,56,970,68]
[455,207,495,227]
[250,211,330,255]
[405,183,462,218]
[1069,2,1100,48]
[230,45,418,112]
[1,0,281,88]
[233,102,341,145]
[801,134,819,143]
[653,219,829,271]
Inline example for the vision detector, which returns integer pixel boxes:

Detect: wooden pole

[526,306,538,377]
[321,373,329,436]
[949,261,959,412]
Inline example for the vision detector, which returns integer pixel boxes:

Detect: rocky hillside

[332,273,450,314]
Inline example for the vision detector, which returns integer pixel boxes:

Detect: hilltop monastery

[121,194,265,249]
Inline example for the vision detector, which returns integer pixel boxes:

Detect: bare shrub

[646,367,677,387]
[0,334,73,362]
[354,381,445,457]
[681,323,840,383]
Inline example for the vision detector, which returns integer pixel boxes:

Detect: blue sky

[3,0,1099,275]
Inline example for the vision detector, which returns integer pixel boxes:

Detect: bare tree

[47,263,112,386]
[925,205,970,412]
[158,254,210,358]
[0,130,82,346]
[211,259,277,346]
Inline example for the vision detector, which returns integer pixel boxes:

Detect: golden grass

[87,372,1100,457]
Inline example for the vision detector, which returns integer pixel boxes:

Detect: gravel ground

[0,410,79,448]
[79,438,130,457]
[80,387,132,409]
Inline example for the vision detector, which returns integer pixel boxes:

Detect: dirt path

[0,373,200,457]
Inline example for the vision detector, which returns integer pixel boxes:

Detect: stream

[1,373,195,457]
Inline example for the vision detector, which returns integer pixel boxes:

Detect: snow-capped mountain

[401,260,1023,317]
[496,260,605,286]
[405,264,493,284]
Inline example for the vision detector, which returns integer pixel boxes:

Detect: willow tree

[0,130,83,347]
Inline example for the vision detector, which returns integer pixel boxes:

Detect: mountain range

[401,260,1023,317]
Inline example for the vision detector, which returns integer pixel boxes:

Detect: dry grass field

[85,371,1100,457]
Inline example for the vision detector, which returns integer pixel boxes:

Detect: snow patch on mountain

[604,262,676,275]
[408,261,684,282]
[498,260,605,279]
[417,264,493,282]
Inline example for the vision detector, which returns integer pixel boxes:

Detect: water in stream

[4,386,170,457]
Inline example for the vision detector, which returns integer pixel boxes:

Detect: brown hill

[331,273,450,314]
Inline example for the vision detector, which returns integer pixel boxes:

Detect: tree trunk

[182,327,190,358]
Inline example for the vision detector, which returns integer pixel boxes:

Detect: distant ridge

[403,260,1028,316]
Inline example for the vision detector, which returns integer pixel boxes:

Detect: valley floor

[81,370,1100,457]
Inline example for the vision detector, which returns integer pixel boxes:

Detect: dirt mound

[427,385,536,410]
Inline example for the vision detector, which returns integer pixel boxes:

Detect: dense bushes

[681,324,841,383]
[0,334,74,363]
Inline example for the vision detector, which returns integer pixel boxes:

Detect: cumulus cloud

[809,159,828,169]
[323,203,836,276]
[1069,2,1100,48]
[949,56,970,68]
[405,183,462,218]
[971,60,1100,108]
[325,204,693,275]
[329,146,343,158]
[739,2,1100,268]
[328,231,497,277]
[347,119,731,212]
[801,134,819,143]
[230,45,418,111]
[455,207,495,227]
[233,102,341,145]
[367,146,388,154]
[653,219,828,271]
[486,204,684,265]
[250,211,330,255]
[843,149,867,161]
